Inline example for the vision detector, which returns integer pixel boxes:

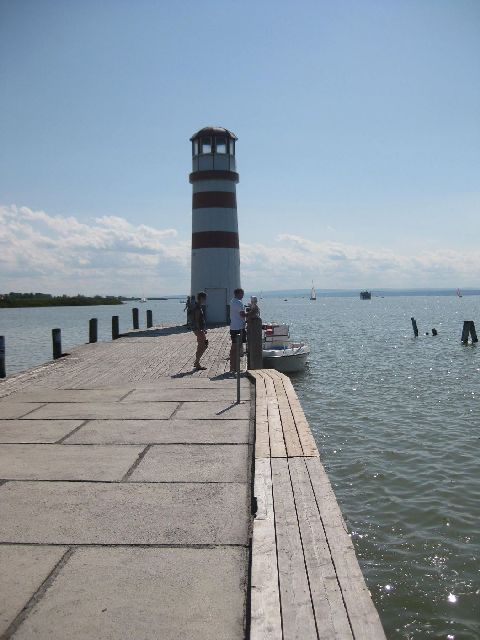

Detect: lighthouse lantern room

[189,126,241,324]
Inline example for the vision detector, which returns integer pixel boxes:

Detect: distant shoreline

[0,294,123,309]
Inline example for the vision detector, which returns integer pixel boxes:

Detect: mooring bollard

[0,336,5,378]
[236,333,241,404]
[247,316,263,369]
[132,307,139,330]
[461,321,478,344]
[52,328,62,359]
[411,317,419,337]
[147,310,153,328]
[112,316,119,340]
[89,318,98,343]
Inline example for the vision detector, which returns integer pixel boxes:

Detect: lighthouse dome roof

[190,126,237,141]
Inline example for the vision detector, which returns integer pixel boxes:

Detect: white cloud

[0,204,479,295]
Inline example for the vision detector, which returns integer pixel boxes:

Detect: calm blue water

[1,295,479,638]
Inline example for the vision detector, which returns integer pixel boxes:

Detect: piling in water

[411,317,419,337]
[462,321,478,344]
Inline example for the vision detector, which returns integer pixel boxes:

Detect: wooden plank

[271,458,317,639]
[306,458,387,640]
[249,372,270,459]
[277,374,319,457]
[250,458,282,639]
[269,373,303,457]
[260,372,286,458]
[289,458,353,639]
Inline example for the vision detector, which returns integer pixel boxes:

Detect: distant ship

[456,288,462,298]
[360,290,372,300]
[310,282,317,301]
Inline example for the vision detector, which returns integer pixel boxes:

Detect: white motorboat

[262,323,310,373]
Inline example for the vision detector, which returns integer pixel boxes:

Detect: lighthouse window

[193,140,199,156]
[215,137,227,154]
[201,137,212,154]
[229,139,235,155]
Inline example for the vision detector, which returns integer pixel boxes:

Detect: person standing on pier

[229,288,247,372]
[193,291,208,370]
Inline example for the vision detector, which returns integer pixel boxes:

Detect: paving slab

[129,444,249,483]
[7,389,131,403]
[26,402,178,420]
[12,547,247,640]
[0,404,43,419]
[64,419,250,444]
[174,400,250,420]
[0,420,83,443]
[0,481,249,544]
[0,444,144,481]
[123,387,249,402]
[0,544,68,636]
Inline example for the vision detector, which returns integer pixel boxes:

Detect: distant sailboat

[310,282,317,301]
[456,288,462,298]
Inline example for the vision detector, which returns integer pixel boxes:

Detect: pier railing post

[132,307,139,330]
[236,333,241,404]
[89,318,98,343]
[112,316,120,340]
[0,336,5,378]
[247,316,263,369]
[411,317,419,337]
[146,310,153,328]
[52,328,62,359]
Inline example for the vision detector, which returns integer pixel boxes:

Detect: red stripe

[192,231,239,249]
[189,170,239,184]
[192,191,237,209]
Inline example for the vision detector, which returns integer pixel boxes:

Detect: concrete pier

[0,325,385,639]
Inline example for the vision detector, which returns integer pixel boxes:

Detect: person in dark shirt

[193,291,208,370]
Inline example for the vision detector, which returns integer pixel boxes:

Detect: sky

[0,0,479,295]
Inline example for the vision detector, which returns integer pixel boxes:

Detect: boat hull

[262,346,309,373]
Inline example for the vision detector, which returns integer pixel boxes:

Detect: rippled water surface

[1,295,479,637]
[260,295,479,639]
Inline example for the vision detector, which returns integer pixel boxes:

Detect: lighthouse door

[205,288,227,325]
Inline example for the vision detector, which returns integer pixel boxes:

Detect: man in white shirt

[229,288,247,372]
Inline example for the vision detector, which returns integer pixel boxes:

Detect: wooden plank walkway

[0,326,252,640]
[249,369,386,640]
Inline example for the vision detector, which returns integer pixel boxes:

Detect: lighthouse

[189,126,241,324]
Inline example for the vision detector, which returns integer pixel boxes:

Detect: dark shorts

[230,329,247,343]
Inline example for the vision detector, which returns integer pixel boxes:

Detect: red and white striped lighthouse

[189,126,241,324]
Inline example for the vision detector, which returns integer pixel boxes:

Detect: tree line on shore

[0,292,123,308]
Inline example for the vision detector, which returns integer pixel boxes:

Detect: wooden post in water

[132,307,139,330]
[247,316,263,369]
[236,333,241,404]
[89,318,98,343]
[0,336,5,378]
[112,316,120,340]
[470,322,478,343]
[462,321,478,344]
[146,310,153,328]
[411,317,419,337]
[52,328,62,359]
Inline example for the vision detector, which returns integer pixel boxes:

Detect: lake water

[1,295,479,638]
